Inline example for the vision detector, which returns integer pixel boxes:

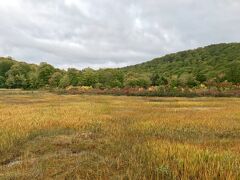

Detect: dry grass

[0,90,240,179]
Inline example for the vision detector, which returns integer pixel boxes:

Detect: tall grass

[0,90,240,179]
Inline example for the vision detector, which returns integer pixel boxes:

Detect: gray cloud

[0,0,240,69]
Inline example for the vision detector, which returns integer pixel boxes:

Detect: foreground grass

[0,90,240,179]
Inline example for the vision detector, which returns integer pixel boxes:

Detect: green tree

[98,69,124,88]
[6,74,28,88]
[37,62,55,87]
[28,71,39,89]
[0,58,14,77]
[179,73,198,87]
[169,75,181,88]
[226,62,240,83]
[151,73,168,86]
[67,68,80,86]
[124,73,151,88]
[0,76,5,88]
[59,74,71,88]
[80,68,98,87]
[195,71,207,83]
[5,62,31,88]
[49,72,63,88]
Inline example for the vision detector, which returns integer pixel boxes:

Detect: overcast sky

[0,0,240,69]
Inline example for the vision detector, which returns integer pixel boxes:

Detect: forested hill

[122,43,240,78]
[0,43,240,90]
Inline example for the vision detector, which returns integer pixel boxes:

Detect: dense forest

[0,43,240,96]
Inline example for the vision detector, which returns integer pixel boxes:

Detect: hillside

[0,43,240,91]
[123,43,240,78]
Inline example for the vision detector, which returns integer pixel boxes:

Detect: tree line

[0,56,239,91]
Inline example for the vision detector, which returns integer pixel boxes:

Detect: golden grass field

[0,89,240,179]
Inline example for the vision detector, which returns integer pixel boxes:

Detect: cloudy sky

[0,0,240,69]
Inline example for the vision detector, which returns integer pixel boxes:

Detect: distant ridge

[122,43,240,78]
